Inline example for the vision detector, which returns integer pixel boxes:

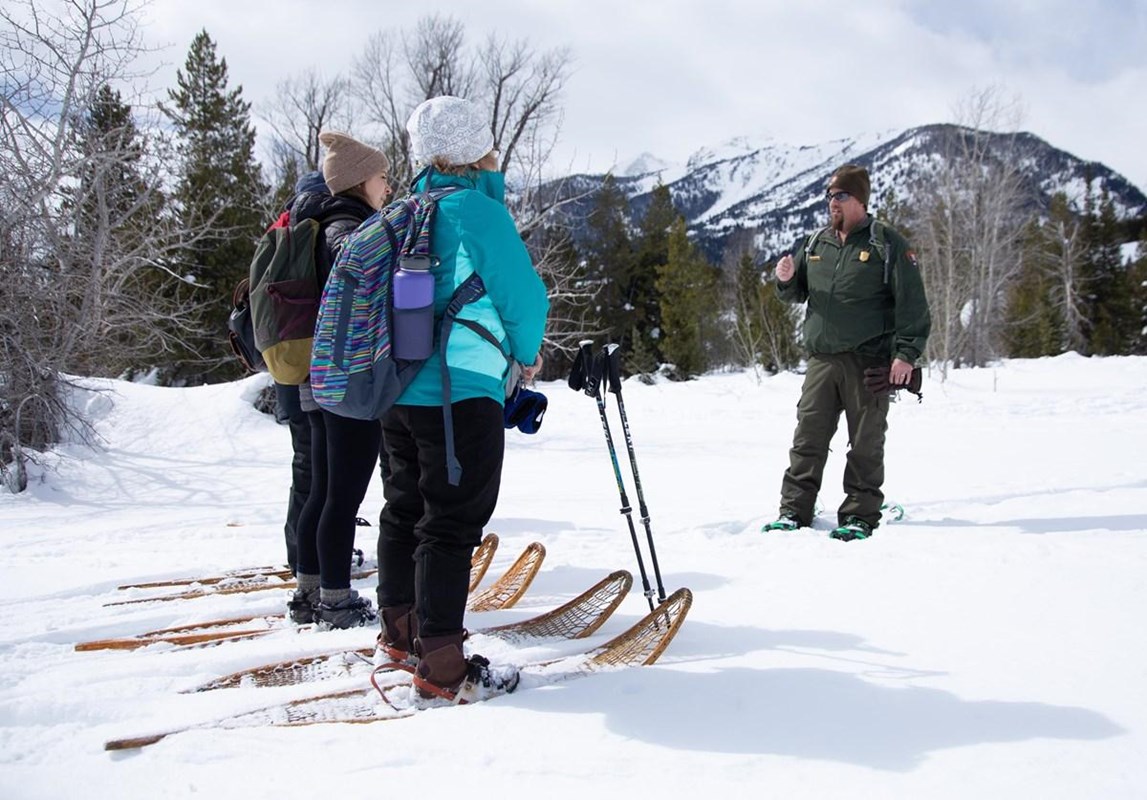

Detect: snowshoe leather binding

[412,632,520,703]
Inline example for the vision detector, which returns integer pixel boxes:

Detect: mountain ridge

[545,123,1147,262]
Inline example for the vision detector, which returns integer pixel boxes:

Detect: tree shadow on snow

[506,666,1123,771]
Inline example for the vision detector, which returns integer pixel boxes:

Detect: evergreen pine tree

[728,250,767,372]
[1086,188,1134,355]
[269,158,301,219]
[875,185,912,241]
[631,184,676,364]
[583,175,636,351]
[528,223,587,380]
[758,264,801,374]
[1130,228,1147,355]
[163,30,268,382]
[1004,218,1062,357]
[656,217,718,379]
[623,326,660,381]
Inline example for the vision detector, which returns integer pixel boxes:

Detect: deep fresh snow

[1,354,1145,799]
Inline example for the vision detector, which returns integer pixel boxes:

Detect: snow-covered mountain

[549,124,1147,262]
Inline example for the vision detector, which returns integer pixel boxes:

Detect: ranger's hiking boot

[761,512,801,533]
[376,604,417,664]
[314,590,377,630]
[286,587,320,624]
[412,632,520,704]
[831,516,874,542]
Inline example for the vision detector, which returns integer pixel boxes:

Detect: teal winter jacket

[397,168,549,407]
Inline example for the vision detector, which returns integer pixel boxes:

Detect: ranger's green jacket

[777,216,930,363]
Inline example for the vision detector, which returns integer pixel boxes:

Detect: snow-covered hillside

[2,355,1146,799]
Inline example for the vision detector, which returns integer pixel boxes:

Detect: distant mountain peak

[549,124,1147,262]
[686,134,774,171]
[616,152,676,178]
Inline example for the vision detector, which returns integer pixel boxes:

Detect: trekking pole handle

[603,343,623,395]
[583,342,605,398]
[567,340,592,393]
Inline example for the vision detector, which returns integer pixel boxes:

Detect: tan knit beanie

[827,164,871,208]
[319,131,390,195]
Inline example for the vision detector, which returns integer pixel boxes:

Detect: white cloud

[135,0,1147,189]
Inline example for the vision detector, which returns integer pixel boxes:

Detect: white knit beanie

[319,131,390,195]
[406,96,494,167]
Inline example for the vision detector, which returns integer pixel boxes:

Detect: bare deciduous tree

[407,14,475,101]
[906,87,1034,374]
[1039,196,1090,352]
[259,68,353,183]
[347,14,594,360]
[1,0,212,489]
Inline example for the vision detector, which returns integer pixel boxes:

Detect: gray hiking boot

[314,590,377,630]
[287,587,320,624]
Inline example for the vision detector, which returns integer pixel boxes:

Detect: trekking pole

[569,341,656,611]
[602,343,667,603]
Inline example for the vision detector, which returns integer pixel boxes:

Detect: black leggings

[296,410,382,590]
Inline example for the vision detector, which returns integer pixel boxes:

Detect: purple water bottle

[392,254,436,360]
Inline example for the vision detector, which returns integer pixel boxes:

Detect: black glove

[863,366,923,398]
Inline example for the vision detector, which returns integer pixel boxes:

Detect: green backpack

[248,209,357,384]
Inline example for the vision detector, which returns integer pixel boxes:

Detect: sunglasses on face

[826,190,852,203]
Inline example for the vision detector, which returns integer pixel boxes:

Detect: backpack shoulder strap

[804,227,823,254]
[800,226,830,266]
[437,273,511,487]
[869,218,891,284]
[400,182,464,257]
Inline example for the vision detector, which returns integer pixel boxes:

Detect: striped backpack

[311,184,505,440]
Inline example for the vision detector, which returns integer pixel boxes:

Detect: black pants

[779,353,889,527]
[377,399,504,638]
[298,409,382,590]
[275,383,310,574]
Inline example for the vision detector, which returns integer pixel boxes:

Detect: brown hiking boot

[377,604,416,663]
[412,632,519,703]
[412,632,468,697]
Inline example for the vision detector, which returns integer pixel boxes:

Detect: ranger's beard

[830,208,845,232]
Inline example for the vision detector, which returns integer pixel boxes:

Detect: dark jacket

[777,216,930,363]
[288,190,375,285]
[286,187,375,410]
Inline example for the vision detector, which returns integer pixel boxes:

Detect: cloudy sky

[138,0,1147,188]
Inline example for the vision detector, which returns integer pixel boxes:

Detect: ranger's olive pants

[779,353,889,528]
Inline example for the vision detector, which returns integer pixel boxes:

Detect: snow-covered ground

[2,354,1145,799]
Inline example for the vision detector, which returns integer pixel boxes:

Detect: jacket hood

[289,190,374,225]
[411,167,506,205]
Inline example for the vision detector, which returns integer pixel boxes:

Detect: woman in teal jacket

[376,96,549,701]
